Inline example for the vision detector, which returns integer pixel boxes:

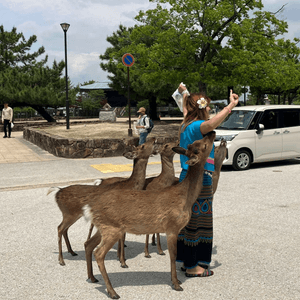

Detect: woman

[176,83,239,277]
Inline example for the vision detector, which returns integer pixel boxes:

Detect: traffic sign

[122,53,135,67]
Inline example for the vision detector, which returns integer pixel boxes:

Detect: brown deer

[143,139,227,258]
[212,139,227,194]
[87,143,160,241]
[143,141,179,258]
[49,137,157,266]
[83,131,215,299]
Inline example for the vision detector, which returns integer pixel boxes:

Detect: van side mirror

[256,123,264,134]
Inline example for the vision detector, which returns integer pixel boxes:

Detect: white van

[214,105,300,170]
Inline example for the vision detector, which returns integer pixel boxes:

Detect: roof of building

[80,81,111,90]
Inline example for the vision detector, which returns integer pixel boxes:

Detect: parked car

[214,105,300,170]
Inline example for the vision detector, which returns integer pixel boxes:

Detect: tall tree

[100,1,299,118]
[0,25,76,121]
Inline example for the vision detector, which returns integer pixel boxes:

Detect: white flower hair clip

[197,97,207,109]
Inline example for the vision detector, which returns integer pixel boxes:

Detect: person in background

[2,102,13,138]
[135,107,150,145]
[176,83,239,277]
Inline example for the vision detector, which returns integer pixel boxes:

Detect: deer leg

[156,233,165,255]
[144,234,151,258]
[151,233,156,246]
[94,228,122,299]
[63,229,78,256]
[118,233,128,268]
[86,223,94,241]
[57,215,80,266]
[84,230,102,283]
[166,233,183,291]
[116,233,126,259]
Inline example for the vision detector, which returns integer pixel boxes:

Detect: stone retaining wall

[23,127,178,158]
[1,119,102,132]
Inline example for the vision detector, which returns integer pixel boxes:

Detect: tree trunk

[30,105,56,122]
[148,95,160,120]
[278,94,281,105]
[11,103,56,122]
[198,81,207,95]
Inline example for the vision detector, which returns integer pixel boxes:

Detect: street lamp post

[60,23,70,129]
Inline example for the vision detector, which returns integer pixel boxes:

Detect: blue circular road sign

[122,53,135,67]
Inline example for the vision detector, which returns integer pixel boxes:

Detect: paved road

[0,135,299,300]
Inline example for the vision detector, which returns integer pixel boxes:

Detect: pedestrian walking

[2,102,13,138]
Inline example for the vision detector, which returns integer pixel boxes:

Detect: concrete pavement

[0,133,300,300]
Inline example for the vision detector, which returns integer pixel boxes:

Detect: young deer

[50,137,157,266]
[144,139,227,258]
[212,139,227,194]
[87,143,160,241]
[83,131,215,299]
[143,141,179,258]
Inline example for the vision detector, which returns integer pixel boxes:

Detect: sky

[1,0,300,87]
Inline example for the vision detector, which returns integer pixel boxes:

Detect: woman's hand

[178,83,187,94]
[200,90,239,135]
[229,89,239,108]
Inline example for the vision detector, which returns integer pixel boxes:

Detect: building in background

[79,81,128,107]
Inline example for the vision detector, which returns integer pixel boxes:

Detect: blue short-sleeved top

[180,120,215,172]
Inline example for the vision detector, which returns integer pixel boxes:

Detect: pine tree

[0,25,76,122]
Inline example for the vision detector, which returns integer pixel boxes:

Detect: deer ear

[185,156,199,166]
[172,146,187,156]
[123,152,134,159]
[123,150,139,159]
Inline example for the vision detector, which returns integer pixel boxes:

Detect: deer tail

[47,187,61,196]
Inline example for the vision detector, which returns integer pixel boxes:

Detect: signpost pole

[127,66,132,137]
[122,53,135,137]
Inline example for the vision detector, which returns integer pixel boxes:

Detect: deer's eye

[194,149,199,154]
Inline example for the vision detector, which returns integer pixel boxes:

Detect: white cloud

[47,50,106,83]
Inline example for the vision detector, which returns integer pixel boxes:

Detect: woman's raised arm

[200,90,239,135]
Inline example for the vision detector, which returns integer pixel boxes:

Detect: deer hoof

[121,264,128,268]
[151,242,156,246]
[158,252,165,256]
[69,251,78,257]
[145,254,151,258]
[89,277,99,283]
[59,260,65,266]
[109,292,120,299]
[173,284,183,291]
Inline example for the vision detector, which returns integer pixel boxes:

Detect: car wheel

[233,150,251,171]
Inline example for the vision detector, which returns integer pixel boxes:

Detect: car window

[248,112,262,130]
[282,109,300,127]
[260,110,280,129]
[217,110,256,130]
